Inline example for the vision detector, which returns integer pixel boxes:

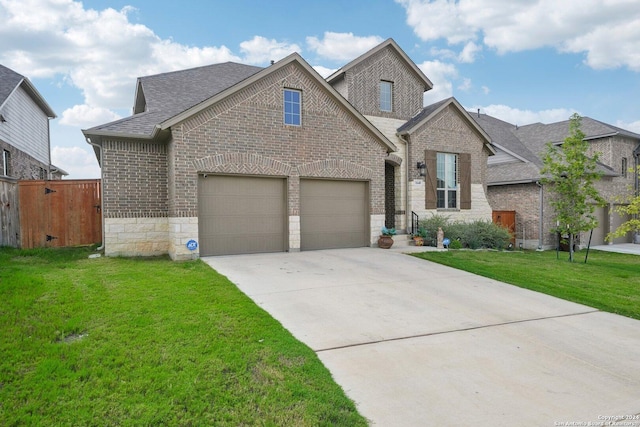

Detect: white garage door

[198,175,286,256]
[300,179,368,250]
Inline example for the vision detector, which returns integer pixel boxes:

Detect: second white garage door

[300,179,368,250]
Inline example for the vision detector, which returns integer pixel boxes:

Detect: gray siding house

[0,64,65,180]
[84,39,496,259]
[473,112,640,249]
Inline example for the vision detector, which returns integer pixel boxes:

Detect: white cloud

[51,146,101,179]
[312,65,337,78]
[417,60,458,105]
[239,36,301,65]
[0,0,283,112]
[458,41,482,63]
[60,104,121,128]
[472,104,578,125]
[616,119,640,134]
[306,32,384,62]
[458,78,472,91]
[481,85,490,95]
[396,0,640,70]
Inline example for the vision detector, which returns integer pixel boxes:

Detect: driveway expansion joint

[315,309,601,353]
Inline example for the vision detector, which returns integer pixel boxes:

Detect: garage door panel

[300,179,368,251]
[589,206,607,246]
[198,175,286,256]
[612,209,632,244]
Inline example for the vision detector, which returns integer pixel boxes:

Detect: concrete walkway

[203,248,640,426]
[591,243,640,255]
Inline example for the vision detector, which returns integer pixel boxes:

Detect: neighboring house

[473,112,640,249]
[0,64,66,180]
[84,39,496,259]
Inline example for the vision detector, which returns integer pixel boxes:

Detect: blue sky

[2,0,639,178]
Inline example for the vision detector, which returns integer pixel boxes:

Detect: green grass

[0,247,367,426]
[413,249,640,320]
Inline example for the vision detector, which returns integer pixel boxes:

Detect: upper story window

[380,81,393,112]
[436,152,458,209]
[284,89,301,126]
[622,157,628,178]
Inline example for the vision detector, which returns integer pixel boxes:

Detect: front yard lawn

[413,249,640,320]
[0,247,366,426]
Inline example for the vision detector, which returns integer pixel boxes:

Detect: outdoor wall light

[417,161,426,177]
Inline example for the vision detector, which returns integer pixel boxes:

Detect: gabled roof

[471,113,634,185]
[85,62,262,139]
[160,53,396,152]
[470,113,541,166]
[514,117,640,159]
[326,38,433,92]
[398,97,495,155]
[0,64,56,118]
[84,53,397,154]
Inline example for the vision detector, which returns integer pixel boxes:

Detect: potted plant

[413,227,427,246]
[378,226,396,249]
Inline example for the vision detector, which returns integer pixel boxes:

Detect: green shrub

[418,214,450,246]
[449,239,463,249]
[418,215,512,249]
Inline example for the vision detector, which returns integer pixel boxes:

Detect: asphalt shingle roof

[470,113,638,185]
[86,62,263,137]
[0,64,55,117]
[0,64,24,107]
[397,98,450,133]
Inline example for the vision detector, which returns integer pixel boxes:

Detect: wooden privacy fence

[19,180,102,249]
[0,177,20,247]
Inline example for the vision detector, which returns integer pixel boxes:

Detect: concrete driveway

[203,248,640,426]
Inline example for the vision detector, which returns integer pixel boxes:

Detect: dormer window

[380,81,393,112]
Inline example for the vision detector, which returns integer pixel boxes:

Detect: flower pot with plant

[378,226,396,249]
[412,226,427,246]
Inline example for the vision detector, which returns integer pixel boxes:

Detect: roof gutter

[487,178,540,187]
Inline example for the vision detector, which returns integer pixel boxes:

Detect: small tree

[607,165,640,242]
[541,113,605,262]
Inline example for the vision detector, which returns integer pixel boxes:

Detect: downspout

[86,137,105,251]
[47,117,52,179]
[536,181,544,250]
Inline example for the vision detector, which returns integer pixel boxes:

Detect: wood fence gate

[19,180,102,248]
[492,210,516,244]
[0,177,20,247]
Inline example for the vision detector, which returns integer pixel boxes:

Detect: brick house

[473,112,640,249]
[0,64,66,180]
[84,39,496,259]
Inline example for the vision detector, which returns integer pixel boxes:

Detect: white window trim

[283,88,302,126]
[380,81,393,112]
[436,152,459,210]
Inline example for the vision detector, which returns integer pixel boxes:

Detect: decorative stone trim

[289,215,300,251]
[385,153,403,166]
[370,214,386,246]
[168,217,199,261]
[104,217,169,257]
